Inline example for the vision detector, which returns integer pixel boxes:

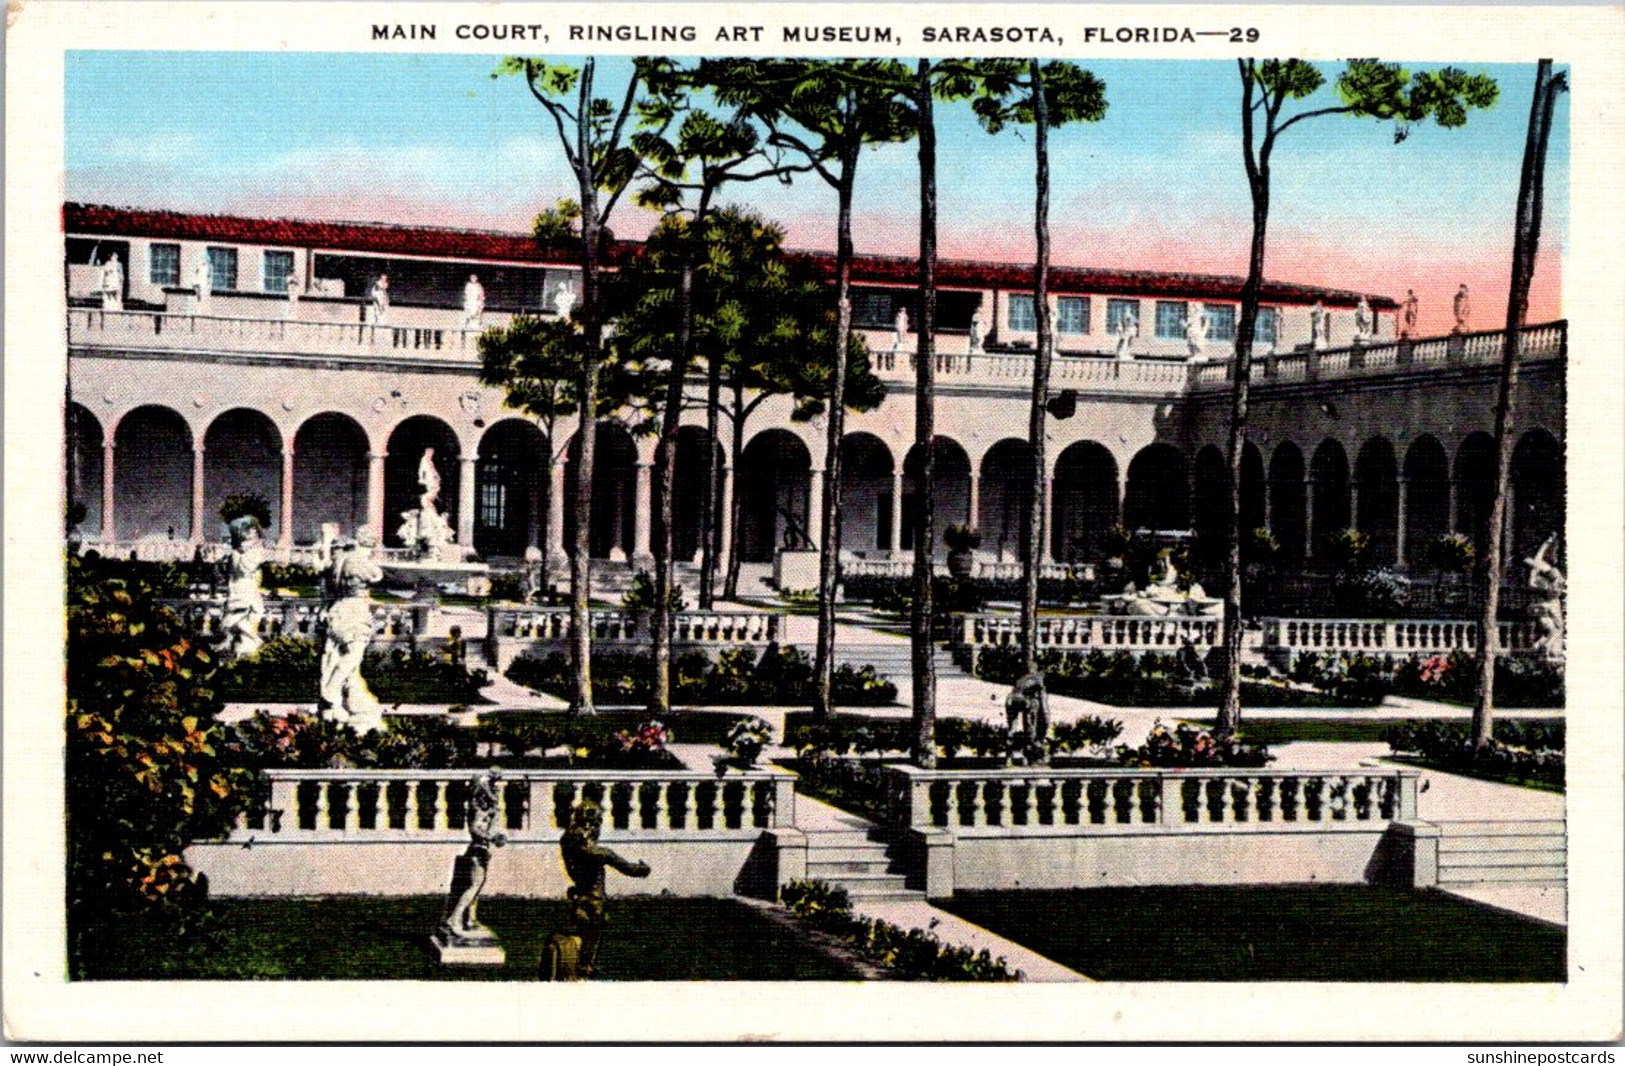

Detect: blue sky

[66,52,1568,329]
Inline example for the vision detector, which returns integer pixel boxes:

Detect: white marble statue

[1354,296,1373,343]
[99,255,124,311]
[284,271,302,318]
[318,528,385,731]
[462,274,486,330]
[1184,302,1208,360]
[1525,534,1565,666]
[1401,289,1419,339]
[1453,284,1471,334]
[892,307,909,353]
[370,274,391,325]
[438,768,509,947]
[397,447,458,562]
[967,309,984,355]
[418,447,442,511]
[553,281,576,320]
[219,516,266,658]
[1310,302,1328,351]
[1113,305,1139,359]
[193,258,212,307]
[1107,550,1219,618]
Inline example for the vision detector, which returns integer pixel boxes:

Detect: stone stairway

[1436,819,1567,887]
[833,643,972,688]
[804,827,922,901]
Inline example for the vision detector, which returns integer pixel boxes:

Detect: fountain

[381,447,490,594]
[1101,551,1222,617]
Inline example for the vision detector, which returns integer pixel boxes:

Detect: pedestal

[431,924,506,966]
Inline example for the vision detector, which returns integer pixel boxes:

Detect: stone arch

[1241,441,1267,537]
[1455,431,1498,558]
[1403,435,1451,568]
[838,432,895,554]
[565,421,637,560]
[1310,439,1350,561]
[656,426,726,564]
[204,408,284,542]
[1124,443,1188,533]
[1051,440,1118,562]
[738,429,812,563]
[1191,445,1229,567]
[385,415,461,550]
[112,404,193,541]
[978,438,1036,559]
[476,418,548,559]
[1355,437,1399,565]
[902,436,971,556]
[1269,442,1307,562]
[67,402,104,537]
[1511,428,1563,563]
[293,412,368,544]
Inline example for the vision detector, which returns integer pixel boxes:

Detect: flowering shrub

[1381,718,1564,790]
[1048,715,1125,757]
[1430,533,1476,573]
[614,720,671,753]
[506,645,897,706]
[1117,721,1274,769]
[780,879,1020,982]
[715,716,774,773]
[1390,649,1564,708]
[620,570,688,612]
[976,646,1373,707]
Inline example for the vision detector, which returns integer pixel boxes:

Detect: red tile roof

[65,203,1396,309]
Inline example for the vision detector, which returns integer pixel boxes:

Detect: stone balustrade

[163,597,429,643]
[840,557,1087,581]
[69,306,502,362]
[237,767,794,841]
[485,606,784,668]
[1259,617,1542,656]
[959,612,1220,657]
[885,764,1419,833]
[1187,320,1566,389]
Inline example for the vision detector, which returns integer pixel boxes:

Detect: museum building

[62,202,1566,587]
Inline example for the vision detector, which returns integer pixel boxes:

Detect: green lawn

[939,885,1565,982]
[75,896,862,981]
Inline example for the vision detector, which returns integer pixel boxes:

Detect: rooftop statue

[1113,305,1138,359]
[193,258,212,306]
[1310,302,1329,351]
[99,254,124,311]
[893,307,909,354]
[1354,296,1374,343]
[1453,284,1471,334]
[370,274,391,325]
[1401,290,1419,339]
[1185,302,1208,360]
[967,309,985,355]
[462,274,486,330]
[553,281,576,320]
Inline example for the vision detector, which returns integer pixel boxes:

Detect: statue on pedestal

[892,307,909,354]
[1453,284,1471,334]
[968,309,984,355]
[99,254,124,311]
[192,258,212,308]
[370,274,391,325]
[1354,296,1374,343]
[219,515,266,658]
[397,447,459,562]
[317,528,385,732]
[1401,289,1419,339]
[553,281,577,320]
[462,274,486,330]
[546,800,651,980]
[1525,534,1565,667]
[1113,305,1139,359]
[284,271,302,319]
[1004,673,1050,766]
[1310,302,1329,350]
[434,768,509,964]
[1184,302,1209,360]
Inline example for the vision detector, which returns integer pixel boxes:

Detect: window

[1007,293,1036,332]
[263,250,295,293]
[1057,296,1089,335]
[850,288,898,330]
[149,243,180,287]
[479,480,506,531]
[1207,304,1237,342]
[207,247,238,292]
[1155,301,1188,339]
[1106,298,1139,335]
[1254,307,1280,345]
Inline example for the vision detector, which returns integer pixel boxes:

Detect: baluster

[432,781,449,831]
[652,779,670,830]
[1021,778,1039,826]
[344,782,361,831]
[944,780,961,827]
[313,780,332,833]
[403,777,421,830]
[968,781,986,828]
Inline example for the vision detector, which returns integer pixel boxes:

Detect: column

[189,443,206,543]
[1302,476,1316,562]
[546,459,568,567]
[1394,476,1409,566]
[1261,473,1273,530]
[1040,474,1055,563]
[366,452,386,540]
[717,461,734,566]
[806,467,825,548]
[100,441,117,542]
[1446,477,1459,535]
[278,439,296,551]
[631,459,654,567]
[889,470,904,556]
[457,455,477,554]
[1349,482,1361,535]
[967,473,981,531]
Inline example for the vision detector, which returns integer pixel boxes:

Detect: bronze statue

[1004,673,1050,766]
[548,800,651,979]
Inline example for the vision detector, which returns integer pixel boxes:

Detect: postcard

[5,0,1622,1045]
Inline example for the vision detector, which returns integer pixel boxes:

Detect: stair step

[1438,865,1566,884]
[1440,848,1566,867]
[809,860,895,876]
[1438,820,1567,835]
[1440,836,1565,854]
[806,845,893,864]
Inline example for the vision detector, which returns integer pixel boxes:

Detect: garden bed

[1381,719,1564,792]
[938,886,1565,982]
[505,646,898,707]
[216,637,492,705]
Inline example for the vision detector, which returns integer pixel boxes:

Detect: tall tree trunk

[814,141,858,718]
[1473,60,1561,749]
[911,59,939,769]
[699,348,722,607]
[650,252,696,715]
[724,384,747,600]
[1021,60,1053,764]
[1219,72,1272,734]
[569,59,601,716]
